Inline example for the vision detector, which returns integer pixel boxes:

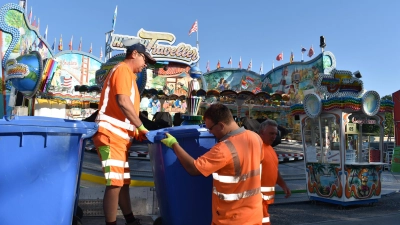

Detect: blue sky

[21,0,400,97]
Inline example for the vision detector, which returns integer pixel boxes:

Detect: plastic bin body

[148,125,217,225]
[0,116,97,225]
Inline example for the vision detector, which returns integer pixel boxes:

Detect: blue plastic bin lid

[0,116,98,138]
[146,125,214,143]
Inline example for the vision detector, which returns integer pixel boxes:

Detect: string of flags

[205,45,316,73]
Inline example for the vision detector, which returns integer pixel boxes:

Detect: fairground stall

[291,68,394,206]
[201,51,339,137]
[0,3,103,119]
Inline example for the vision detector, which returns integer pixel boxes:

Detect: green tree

[381,95,394,139]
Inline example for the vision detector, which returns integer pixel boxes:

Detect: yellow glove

[135,124,148,142]
[161,133,178,148]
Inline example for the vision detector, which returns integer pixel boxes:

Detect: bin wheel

[153,217,162,225]
[72,215,83,225]
[76,206,84,219]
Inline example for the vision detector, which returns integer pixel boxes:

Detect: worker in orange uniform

[258,120,291,224]
[93,42,156,225]
[161,103,264,225]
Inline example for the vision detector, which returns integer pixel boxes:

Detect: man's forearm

[172,143,201,176]
[117,95,142,127]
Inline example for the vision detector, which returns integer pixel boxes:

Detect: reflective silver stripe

[262,217,270,223]
[98,121,130,140]
[97,114,134,131]
[213,187,261,201]
[212,169,260,183]
[262,194,274,201]
[223,139,241,176]
[102,159,129,168]
[105,172,130,180]
[261,187,275,192]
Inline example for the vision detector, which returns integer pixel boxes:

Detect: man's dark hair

[203,103,234,125]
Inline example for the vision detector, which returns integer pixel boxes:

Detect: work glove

[135,124,149,142]
[161,133,178,148]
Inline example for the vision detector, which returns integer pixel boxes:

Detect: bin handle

[82,124,99,139]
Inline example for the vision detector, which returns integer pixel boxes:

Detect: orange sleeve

[193,143,227,177]
[110,65,132,96]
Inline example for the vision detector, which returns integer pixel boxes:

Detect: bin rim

[146,125,214,143]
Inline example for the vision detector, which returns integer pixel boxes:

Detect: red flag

[308,45,314,57]
[276,52,283,61]
[228,57,232,65]
[206,60,210,72]
[239,57,242,69]
[247,59,252,70]
[217,60,220,69]
[188,20,198,36]
[69,36,73,50]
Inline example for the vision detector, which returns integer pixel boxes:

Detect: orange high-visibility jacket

[95,62,141,141]
[260,144,279,224]
[194,128,264,225]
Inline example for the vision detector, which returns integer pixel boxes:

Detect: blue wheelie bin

[147,125,217,225]
[0,116,97,225]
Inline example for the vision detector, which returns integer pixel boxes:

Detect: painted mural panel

[203,69,262,93]
[1,6,52,65]
[262,59,323,104]
[306,162,343,199]
[48,53,101,94]
[344,165,382,199]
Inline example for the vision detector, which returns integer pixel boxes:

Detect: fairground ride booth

[0,3,103,119]
[99,28,205,121]
[201,51,340,137]
[291,68,394,206]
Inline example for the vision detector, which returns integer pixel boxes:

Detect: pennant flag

[217,60,221,69]
[31,16,36,27]
[52,38,56,51]
[227,57,232,65]
[89,43,92,53]
[58,35,63,51]
[301,47,307,53]
[188,20,198,36]
[112,5,118,30]
[37,17,40,30]
[78,37,82,51]
[43,25,48,40]
[290,51,294,64]
[100,47,103,59]
[247,59,252,70]
[206,60,210,72]
[259,62,263,74]
[272,61,274,70]
[69,36,73,50]
[276,52,283,61]
[308,45,314,57]
[239,56,242,69]
[28,7,32,24]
